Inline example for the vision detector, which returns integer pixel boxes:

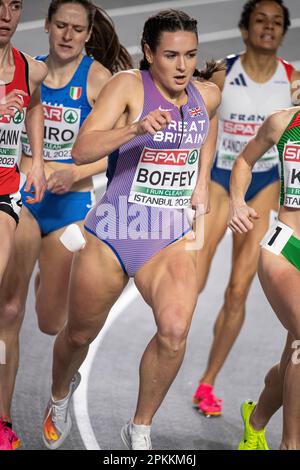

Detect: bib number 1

[260,221,294,255]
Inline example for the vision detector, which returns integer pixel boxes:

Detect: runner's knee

[157,306,191,352]
[36,301,67,336]
[66,328,95,349]
[38,316,65,336]
[0,299,24,326]
[224,281,249,313]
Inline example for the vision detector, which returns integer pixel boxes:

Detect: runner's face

[0,0,22,47]
[46,3,91,62]
[242,1,285,52]
[147,31,198,97]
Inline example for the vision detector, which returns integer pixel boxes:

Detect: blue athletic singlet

[22,54,93,163]
[20,55,96,236]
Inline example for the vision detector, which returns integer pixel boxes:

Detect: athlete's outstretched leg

[258,249,300,449]
[249,333,292,431]
[35,222,85,336]
[43,232,128,449]
[51,232,128,400]
[133,239,199,425]
[197,181,229,293]
[0,208,41,421]
[0,213,17,286]
[200,182,279,388]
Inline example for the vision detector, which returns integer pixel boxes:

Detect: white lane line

[17,0,238,31]
[73,284,139,450]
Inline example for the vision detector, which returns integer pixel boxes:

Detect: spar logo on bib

[140,148,199,166]
[188,149,199,164]
[13,110,25,124]
[63,109,79,125]
[284,143,300,161]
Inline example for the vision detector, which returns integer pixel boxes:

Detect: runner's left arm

[47,158,108,194]
[190,82,221,214]
[229,109,289,233]
[23,57,48,204]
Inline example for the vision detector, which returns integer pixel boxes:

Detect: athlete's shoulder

[264,107,299,136]
[113,69,141,82]
[278,57,295,82]
[23,53,48,82]
[104,69,142,92]
[87,60,111,100]
[292,68,300,81]
[89,60,111,83]
[194,80,221,114]
[270,106,299,121]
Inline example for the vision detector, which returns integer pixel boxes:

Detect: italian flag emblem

[70,86,82,100]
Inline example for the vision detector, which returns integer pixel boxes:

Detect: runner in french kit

[229,105,300,450]
[0,0,132,451]
[42,9,222,450]
[0,0,47,451]
[192,0,300,417]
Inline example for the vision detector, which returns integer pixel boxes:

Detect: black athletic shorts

[0,192,22,224]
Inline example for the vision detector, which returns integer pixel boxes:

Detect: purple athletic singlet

[84,70,210,276]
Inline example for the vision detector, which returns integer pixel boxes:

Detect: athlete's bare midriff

[20,154,93,192]
[278,207,300,239]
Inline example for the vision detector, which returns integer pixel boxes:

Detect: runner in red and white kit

[0,0,47,451]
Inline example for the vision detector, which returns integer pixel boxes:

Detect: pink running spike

[198,393,223,417]
[193,383,214,405]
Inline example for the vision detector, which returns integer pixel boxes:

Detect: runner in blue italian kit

[0,0,132,450]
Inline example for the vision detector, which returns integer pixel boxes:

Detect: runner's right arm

[228,110,288,233]
[72,72,172,165]
[0,90,27,117]
[23,57,48,203]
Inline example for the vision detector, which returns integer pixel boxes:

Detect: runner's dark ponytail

[194,60,226,80]
[47,0,133,72]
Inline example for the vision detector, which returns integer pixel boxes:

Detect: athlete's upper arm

[25,54,48,96]
[87,61,112,105]
[79,71,140,133]
[242,110,286,167]
[291,69,300,105]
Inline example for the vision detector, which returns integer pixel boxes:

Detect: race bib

[282,142,300,208]
[22,104,81,161]
[128,147,199,208]
[0,109,26,167]
[260,221,293,255]
[217,120,278,172]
